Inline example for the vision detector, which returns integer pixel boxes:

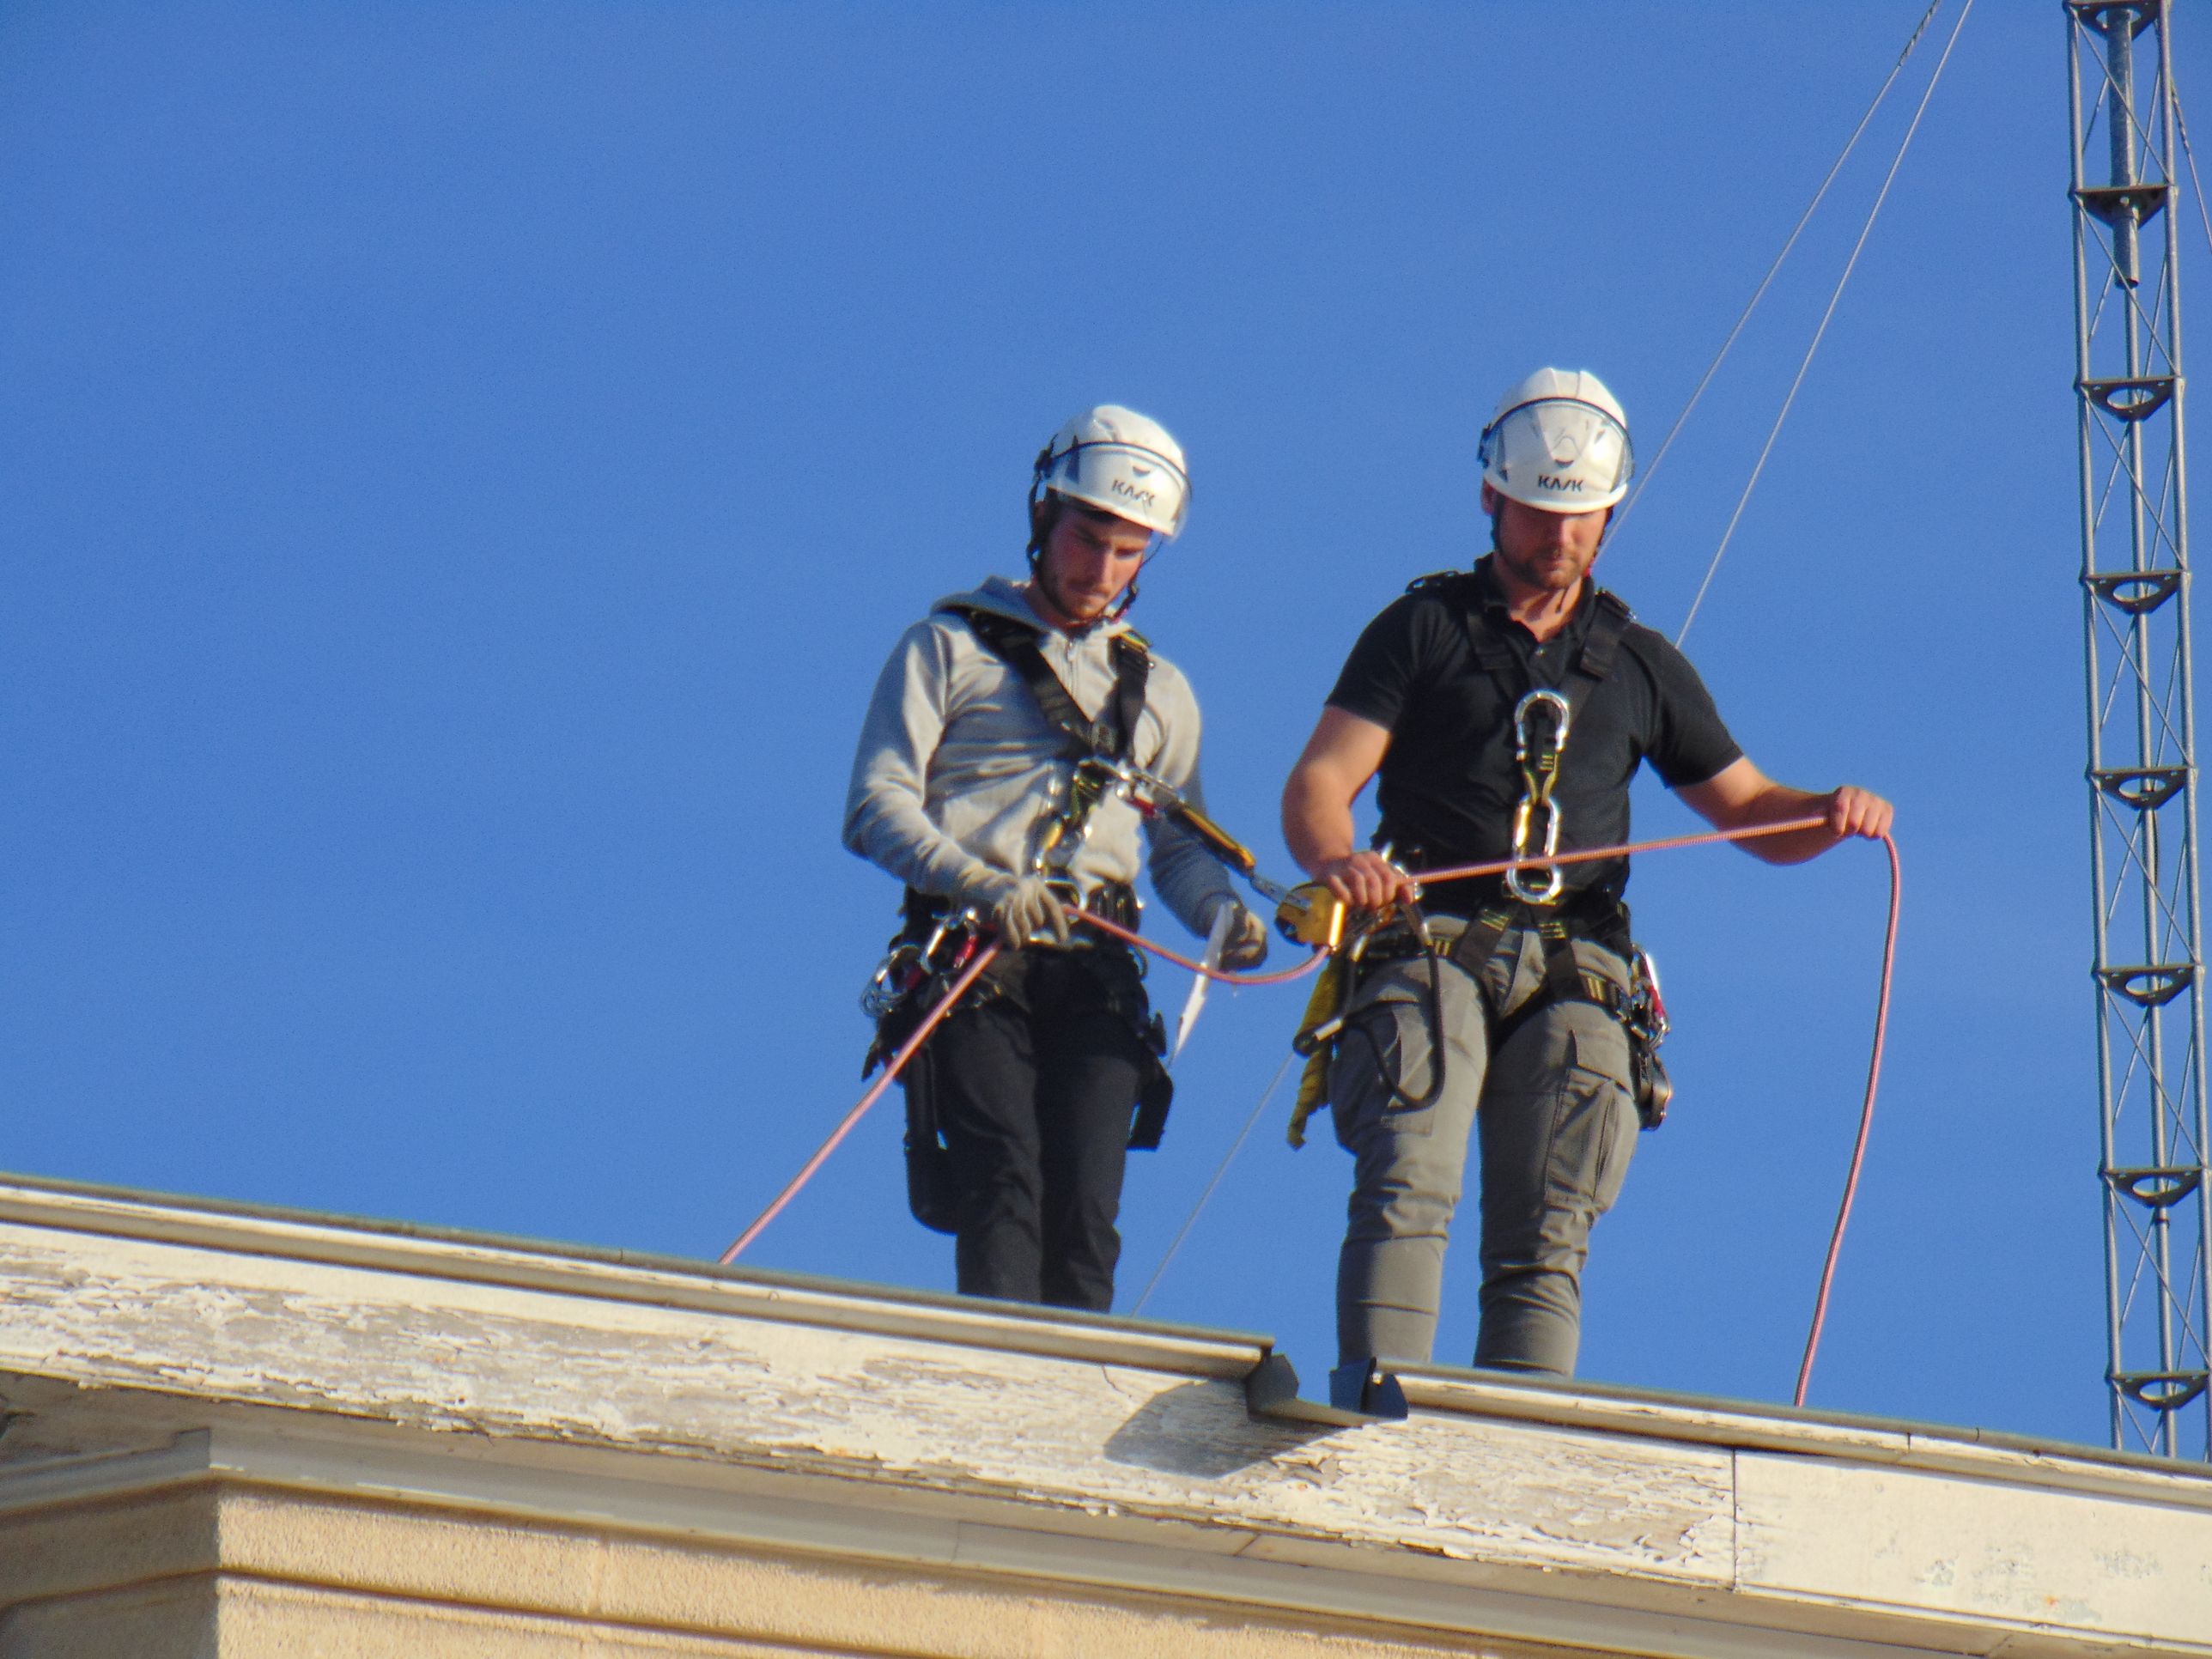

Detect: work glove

[1207,897,1271,971]
[975,873,1072,949]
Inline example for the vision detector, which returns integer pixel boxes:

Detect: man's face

[1034,504,1154,626]
[1486,484,1610,594]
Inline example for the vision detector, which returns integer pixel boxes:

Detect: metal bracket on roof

[1243,1352,1407,1426]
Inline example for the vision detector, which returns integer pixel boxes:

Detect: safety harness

[940,603,1151,890]
[1444,571,1671,1119]
[862,603,1171,1231]
[864,603,1156,1015]
[1286,571,1671,1146]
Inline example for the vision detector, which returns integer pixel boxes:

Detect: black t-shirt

[1326,558,1741,914]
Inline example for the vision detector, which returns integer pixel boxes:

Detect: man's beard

[1497,544,1586,592]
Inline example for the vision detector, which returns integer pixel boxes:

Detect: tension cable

[1613,0,1947,545]
[1675,0,1977,645]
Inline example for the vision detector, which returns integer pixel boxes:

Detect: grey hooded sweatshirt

[843,576,1238,938]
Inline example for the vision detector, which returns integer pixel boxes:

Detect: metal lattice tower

[2069,0,2212,1459]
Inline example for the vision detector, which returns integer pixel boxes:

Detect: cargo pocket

[1543,1030,1639,1219]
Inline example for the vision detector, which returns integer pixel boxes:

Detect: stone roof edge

[1396,1365,2212,1510]
[9,1168,2209,1508]
[0,1171,1267,1379]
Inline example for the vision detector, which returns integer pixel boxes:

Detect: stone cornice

[2,1172,2207,1656]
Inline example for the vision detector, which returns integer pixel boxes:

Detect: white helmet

[1031,404,1190,540]
[1478,368,1634,513]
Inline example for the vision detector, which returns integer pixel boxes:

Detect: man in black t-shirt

[1281,368,1892,1382]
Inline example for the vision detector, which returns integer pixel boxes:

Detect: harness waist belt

[902,881,1141,939]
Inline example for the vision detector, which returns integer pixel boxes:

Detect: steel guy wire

[1127,1049,1297,1317]
[1674,0,1977,647]
[1608,0,1944,545]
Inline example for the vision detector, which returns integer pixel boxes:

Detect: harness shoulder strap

[1446,578,1642,700]
[1413,569,1521,677]
[1107,629,1152,763]
[1404,568,1474,597]
[1565,588,1634,699]
[939,603,1146,760]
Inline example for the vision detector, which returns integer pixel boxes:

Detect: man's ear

[1479,481,1500,515]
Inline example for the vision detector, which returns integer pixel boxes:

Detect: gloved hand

[978,873,1071,948]
[1208,897,1271,970]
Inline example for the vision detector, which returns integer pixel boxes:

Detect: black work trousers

[908,947,1150,1310]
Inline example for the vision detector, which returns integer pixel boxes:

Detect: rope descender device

[1072,756,1302,908]
[1061,754,1371,958]
[1504,689,1572,904]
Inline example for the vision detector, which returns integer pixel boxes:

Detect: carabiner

[1514,689,1572,771]
[1632,947,1670,1043]
[1504,803,1566,903]
[1506,689,1573,904]
[860,941,924,1019]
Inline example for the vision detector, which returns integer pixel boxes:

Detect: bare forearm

[1679,760,1894,863]
[1728,783,1843,865]
[1282,763,1359,874]
[1280,708,1413,908]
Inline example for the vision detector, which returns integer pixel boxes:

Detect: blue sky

[2,2,2186,1451]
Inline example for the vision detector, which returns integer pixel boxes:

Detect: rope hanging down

[1674,0,1976,645]
[720,818,1903,1411]
[719,937,1328,1265]
[1795,830,1901,1408]
[718,944,1002,1265]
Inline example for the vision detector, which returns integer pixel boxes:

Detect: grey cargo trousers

[1330,920,1641,1378]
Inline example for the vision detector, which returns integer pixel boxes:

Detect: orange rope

[1073,910,1328,984]
[1401,811,1899,1404]
[717,923,1323,1263]
[1407,811,1832,888]
[722,812,1902,1413]
[719,942,1000,1264]
[1794,831,1901,1407]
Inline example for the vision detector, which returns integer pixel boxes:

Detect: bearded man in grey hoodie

[844,405,1269,1310]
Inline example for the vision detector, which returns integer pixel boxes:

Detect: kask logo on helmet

[1536,474,1588,494]
[1110,477,1159,509]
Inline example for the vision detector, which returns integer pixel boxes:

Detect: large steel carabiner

[1504,799,1565,903]
[1505,690,1573,904]
[1513,689,1572,776]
